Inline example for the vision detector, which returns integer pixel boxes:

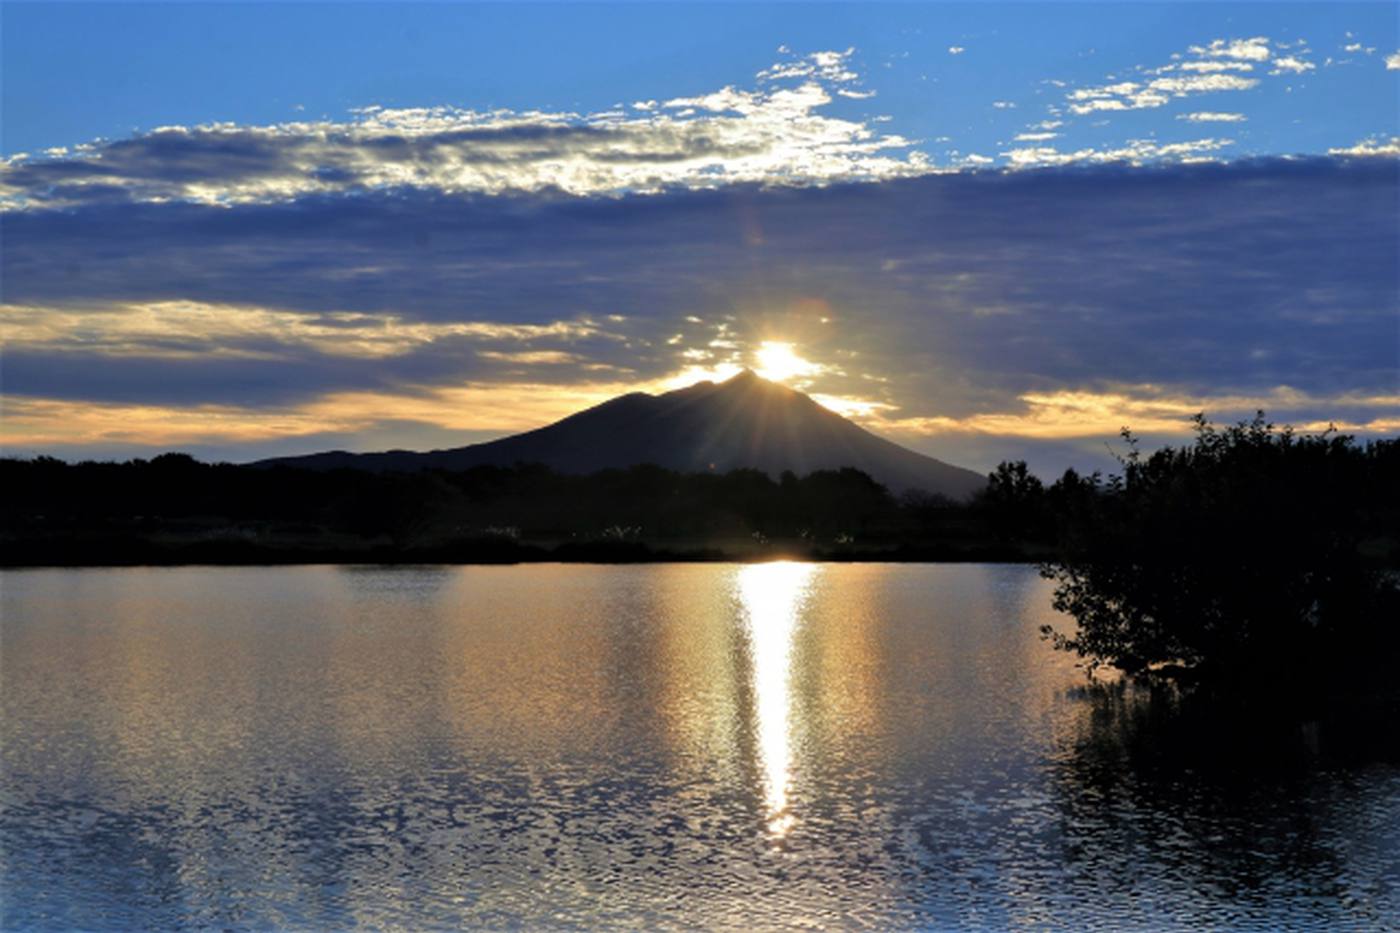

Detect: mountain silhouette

[257,370,987,498]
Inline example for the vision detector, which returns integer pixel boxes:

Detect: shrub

[1041,413,1399,688]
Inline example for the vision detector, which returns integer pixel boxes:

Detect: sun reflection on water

[735,560,817,837]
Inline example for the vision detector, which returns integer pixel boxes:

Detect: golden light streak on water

[735,561,817,837]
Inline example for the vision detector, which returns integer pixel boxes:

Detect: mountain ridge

[256,371,987,499]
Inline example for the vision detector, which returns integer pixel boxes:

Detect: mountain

[257,371,987,499]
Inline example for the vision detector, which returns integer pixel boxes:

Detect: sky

[2,2,1398,477]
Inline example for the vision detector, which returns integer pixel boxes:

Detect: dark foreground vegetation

[2,457,1034,566]
[4,414,1396,569]
[4,413,1398,700]
[1039,415,1399,699]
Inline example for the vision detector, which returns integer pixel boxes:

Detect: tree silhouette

[981,459,1048,540]
[1041,413,1400,690]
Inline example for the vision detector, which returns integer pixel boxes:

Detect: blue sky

[2,3,1397,476]
[6,3,1397,165]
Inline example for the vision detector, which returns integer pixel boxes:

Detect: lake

[2,564,1395,930]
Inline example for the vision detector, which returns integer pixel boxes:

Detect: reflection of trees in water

[1049,683,1400,928]
[334,563,457,599]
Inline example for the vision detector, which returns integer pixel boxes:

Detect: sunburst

[754,341,820,384]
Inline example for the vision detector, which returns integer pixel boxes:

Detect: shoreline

[1,538,1047,569]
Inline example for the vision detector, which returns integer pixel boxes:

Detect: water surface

[2,564,1395,929]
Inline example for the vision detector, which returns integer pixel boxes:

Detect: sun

[754,341,820,384]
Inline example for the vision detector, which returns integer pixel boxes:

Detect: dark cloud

[1,350,415,406]
[0,331,642,407]
[4,157,1397,426]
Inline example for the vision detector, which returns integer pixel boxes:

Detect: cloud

[0,383,643,453]
[1328,136,1400,157]
[1067,98,1131,115]
[0,52,927,210]
[1067,73,1258,115]
[0,300,609,360]
[1058,34,1336,118]
[1177,112,1247,123]
[1387,51,1400,70]
[15,32,1349,214]
[1001,137,1233,167]
[948,46,965,56]
[1269,56,1315,75]
[4,157,1395,469]
[756,47,860,84]
[1174,61,1255,73]
[878,386,1400,440]
[1014,132,1060,142]
[1188,37,1272,62]
[1148,74,1259,95]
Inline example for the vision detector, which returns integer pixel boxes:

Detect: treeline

[3,416,1396,581]
[0,455,1014,563]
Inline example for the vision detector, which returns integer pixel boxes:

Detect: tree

[981,460,1047,540]
[1040,413,1399,688]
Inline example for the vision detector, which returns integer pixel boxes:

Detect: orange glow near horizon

[5,369,1395,457]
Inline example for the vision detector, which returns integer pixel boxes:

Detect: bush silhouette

[1041,413,1399,689]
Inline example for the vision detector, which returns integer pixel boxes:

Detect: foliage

[979,459,1048,540]
[0,457,907,547]
[1039,413,1400,686]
